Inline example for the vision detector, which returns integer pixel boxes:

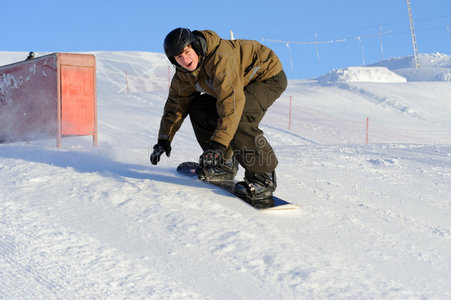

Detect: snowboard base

[176,162,300,211]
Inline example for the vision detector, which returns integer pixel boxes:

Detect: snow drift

[371,53,451,81]
[318,66,407,84]
[318,53,451,83]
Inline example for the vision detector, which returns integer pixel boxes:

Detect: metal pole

[356,36,365,66]
[314,32,321,62]
[286,42,294,73]
[379,25,385,59]
[407,0,420,69]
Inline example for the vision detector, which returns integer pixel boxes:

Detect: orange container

[0,53,97,147]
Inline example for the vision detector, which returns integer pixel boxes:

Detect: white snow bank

[316,53,451,83]
[318,66,407,84]
[371,53,451,82]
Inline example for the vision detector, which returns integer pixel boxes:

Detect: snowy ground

[1,51,451,299]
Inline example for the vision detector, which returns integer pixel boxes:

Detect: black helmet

[164,28,199,66]
[164,28,196,57]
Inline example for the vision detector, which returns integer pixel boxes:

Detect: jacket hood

[193,30,221,58]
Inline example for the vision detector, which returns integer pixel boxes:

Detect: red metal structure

[0,53,97,147]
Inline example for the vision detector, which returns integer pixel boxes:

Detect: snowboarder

[150,28,287,207]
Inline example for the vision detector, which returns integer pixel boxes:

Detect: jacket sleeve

[158,73,199,142]
[209,56,246,147]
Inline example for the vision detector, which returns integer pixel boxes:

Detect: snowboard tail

[176,162,299,211]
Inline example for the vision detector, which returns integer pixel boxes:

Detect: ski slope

[1,51,451,299]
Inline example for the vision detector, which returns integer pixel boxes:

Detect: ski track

[0,156,202,299]
[279,143,451,298]
[0,146,298,299]
[3,143,450,298]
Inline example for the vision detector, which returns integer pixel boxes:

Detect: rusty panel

[60,64,96,135]
[0,54,58,142]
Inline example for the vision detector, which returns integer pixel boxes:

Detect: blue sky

[2,0,451,79]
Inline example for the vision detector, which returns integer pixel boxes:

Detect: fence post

[125,70,130,93]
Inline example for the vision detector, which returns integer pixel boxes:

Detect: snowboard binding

[234,171,277,208]
[196,158,238,182]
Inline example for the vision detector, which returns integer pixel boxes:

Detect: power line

[262,12,450,74]
[280,14,451,39]
[265,37,346,45]
[265,29,391,71]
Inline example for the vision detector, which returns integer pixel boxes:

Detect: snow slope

[1,51,451,299]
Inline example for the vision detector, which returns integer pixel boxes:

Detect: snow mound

[371,53,451,82]
[316,53,451,83]
[318,66,407,84]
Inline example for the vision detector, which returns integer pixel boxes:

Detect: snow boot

[234,171,277,208]
[197,158,239,182]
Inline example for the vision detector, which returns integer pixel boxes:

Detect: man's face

[174,45,199,72]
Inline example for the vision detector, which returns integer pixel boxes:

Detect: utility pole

[407,0,420,69]
[379,25,385,59]
[356,36,366,66]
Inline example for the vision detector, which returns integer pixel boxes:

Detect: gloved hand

[199,141,226,168]
[150,139,171,165]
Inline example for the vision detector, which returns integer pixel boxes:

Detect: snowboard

[176,162,300,211]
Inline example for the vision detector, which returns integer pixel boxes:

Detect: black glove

[150,139,171,165]
[199,141,226,168]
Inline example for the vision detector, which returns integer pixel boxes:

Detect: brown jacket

[158,30,283,147]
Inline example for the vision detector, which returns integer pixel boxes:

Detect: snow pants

[188,70,287,178]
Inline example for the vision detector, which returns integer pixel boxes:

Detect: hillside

[1,51,451,299]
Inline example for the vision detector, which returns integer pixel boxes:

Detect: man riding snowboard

[150,28,287,208]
